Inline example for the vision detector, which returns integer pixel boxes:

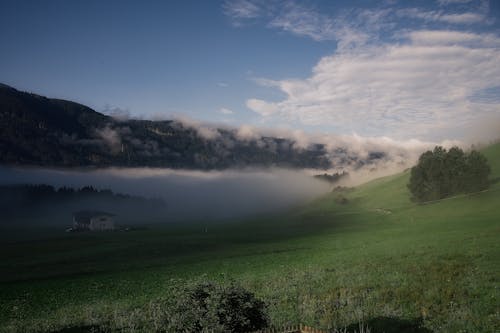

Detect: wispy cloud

[223,0,262,26]
[222,0,375,47]
[219,107,234,115]
[223,0,492,43]
[438,0,474,5]
[268,2,336,41]
[95,126,123,153]
[102,104,132,121]
[397,8,486,24]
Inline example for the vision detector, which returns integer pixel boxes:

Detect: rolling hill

[0,144,498,332]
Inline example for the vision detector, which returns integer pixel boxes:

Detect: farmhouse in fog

[72,211,116,231]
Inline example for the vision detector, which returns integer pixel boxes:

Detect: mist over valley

[0,166,332,226]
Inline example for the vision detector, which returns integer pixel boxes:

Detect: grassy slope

[0,144,499,332]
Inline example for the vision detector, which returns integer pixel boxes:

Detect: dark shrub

[150,280,268,332]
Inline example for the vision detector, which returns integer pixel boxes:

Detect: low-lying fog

[0,167,331,225]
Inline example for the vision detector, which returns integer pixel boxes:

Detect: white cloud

[246,98,279,117]
[438,0,474,5]
[174,116,221,140]
[197,127,220,140]
[407,29,495,45]
[219,107,234,115]
[247,29,500,139]
[95,126,122,153]
[440,12,485,24]
[236,124,260,141]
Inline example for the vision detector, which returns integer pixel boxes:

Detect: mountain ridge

[0,83,383,170]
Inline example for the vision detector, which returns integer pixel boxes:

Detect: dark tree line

[314,171,349,184]
[0,184,141,202]
[408,146,491,202]
[0,184,165,218]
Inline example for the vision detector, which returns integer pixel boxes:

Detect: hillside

[0,83,388,170]
[0,144,498,332]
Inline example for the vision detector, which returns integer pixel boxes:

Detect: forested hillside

[0,83,374,169]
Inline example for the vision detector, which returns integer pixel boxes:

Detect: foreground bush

[408,146,490,202]
[150,280,269,332]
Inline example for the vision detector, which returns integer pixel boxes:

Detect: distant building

[72,211,116,231]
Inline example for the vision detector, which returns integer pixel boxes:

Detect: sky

[1,0,499,142]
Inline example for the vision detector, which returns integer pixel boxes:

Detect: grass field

[1,144,499,332]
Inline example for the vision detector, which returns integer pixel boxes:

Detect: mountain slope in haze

[0,84,108,165]
[0,83,388,169]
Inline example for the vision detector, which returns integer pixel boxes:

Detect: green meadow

[1,143,499,332]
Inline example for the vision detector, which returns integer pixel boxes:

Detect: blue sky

[1,0,499,142]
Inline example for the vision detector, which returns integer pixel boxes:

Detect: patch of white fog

[170,118,467,187]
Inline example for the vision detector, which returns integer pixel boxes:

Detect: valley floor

[1,144,499,332]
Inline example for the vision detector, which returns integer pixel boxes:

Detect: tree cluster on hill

[314,171,349,184]
[408,146,491,202]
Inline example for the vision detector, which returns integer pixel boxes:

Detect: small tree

[408,146,490,202]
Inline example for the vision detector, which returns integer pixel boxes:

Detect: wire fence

[250,323,370,333]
